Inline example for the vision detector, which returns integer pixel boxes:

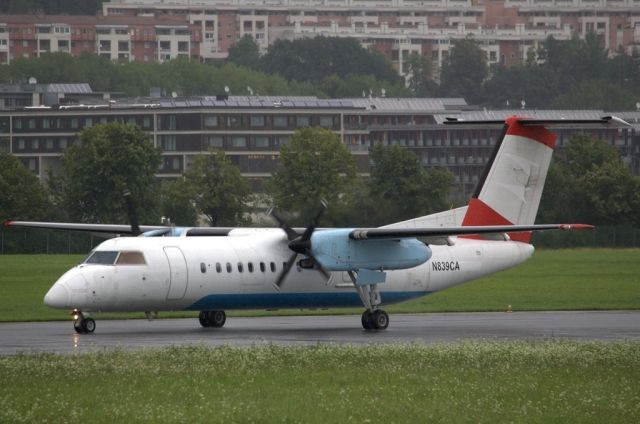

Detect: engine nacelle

[310,229,431,271]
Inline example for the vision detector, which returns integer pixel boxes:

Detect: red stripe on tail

[461,198,532,243]
[505,116,556,149]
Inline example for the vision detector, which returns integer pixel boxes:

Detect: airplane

[4,115,629,334]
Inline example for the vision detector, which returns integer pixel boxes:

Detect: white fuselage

[44,229,534,313]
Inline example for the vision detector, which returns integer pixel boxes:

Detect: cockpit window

[85,251,119,265]
[116,251,147,265]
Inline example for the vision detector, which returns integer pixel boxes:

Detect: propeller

[123,189,141,236]
[270,201,331,289]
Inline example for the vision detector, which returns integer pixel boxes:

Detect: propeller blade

[316,264,331,281]
[268,208,298,241]
[123,189,141,236]
[273,253,298,290]
[300,199,328,242]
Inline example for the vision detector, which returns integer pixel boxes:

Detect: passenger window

[237,262,244,273]
[226,262,232,273]
[200,263,206,273]
[248,262,254,273]
[115,251,146,265]
[260,262,266,272]
[216,263,222,273]
[270,262,276,272]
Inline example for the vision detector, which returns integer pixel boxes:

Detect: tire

[372,310,389,330]
[73,319,84,334]
[210,311,226,328]
[198,311,210,328]
[361,310,372,330]
[82,318,96,334]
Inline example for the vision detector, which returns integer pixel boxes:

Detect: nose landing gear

[72,310,96,334]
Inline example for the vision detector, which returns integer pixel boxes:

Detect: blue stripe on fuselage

[185,291,431,311]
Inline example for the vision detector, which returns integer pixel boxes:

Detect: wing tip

[559,224,595,231]
[3,220,12,228]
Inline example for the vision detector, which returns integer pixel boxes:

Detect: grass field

[0,343,638,423]
[0,249,638,322]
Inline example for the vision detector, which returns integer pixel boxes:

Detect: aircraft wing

[349,224,593,240]
[3,220,168,234]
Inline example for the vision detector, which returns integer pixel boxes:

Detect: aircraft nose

[44,283,69,309]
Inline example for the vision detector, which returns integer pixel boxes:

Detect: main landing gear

[72,310,95,334]
[199,310,226,328]
[349,271,390,331]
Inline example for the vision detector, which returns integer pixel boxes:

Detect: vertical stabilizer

[461,117,556,242]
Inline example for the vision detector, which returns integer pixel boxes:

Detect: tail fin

[446,116,628,243]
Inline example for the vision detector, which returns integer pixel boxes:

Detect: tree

[367,145,453,225]
[182,150,251,226]
[262,37,400,84]
[158,179,199,226]
[268,127,359,225]
[0,152,50,222]
[538,134,640,226]
[404,52,433,96]
[52,122,161,224]
[439,39,487,104]
[227,35,262,71]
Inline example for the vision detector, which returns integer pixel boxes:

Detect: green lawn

[0,249,638,322]
[1,343,638,423]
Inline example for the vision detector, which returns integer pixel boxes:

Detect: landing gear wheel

[73,317,96,334]
[361,310,389,330]
[209,310,226,328]
[198,311,209,328]
[361,310,373,330]
[82,318,96,333]
[371,310,389,330]
[199,310,227,328]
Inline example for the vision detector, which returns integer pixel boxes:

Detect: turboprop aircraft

[5,115,628,334]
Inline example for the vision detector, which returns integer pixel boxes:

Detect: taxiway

[1,311,638,355]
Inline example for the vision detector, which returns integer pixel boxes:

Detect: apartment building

[101,0,640,77]
[1,95,637,198]
[0,14,201,64]
[2,1,640,78]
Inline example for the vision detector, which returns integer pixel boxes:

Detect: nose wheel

[73,315,96,334]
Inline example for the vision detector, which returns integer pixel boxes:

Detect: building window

[207,136,223,148]
[319,116,334,128]
[250,115,265,127]
[204,115,218,127]
[273,116,287,128]
[70,118,79,129]
[28,119,36,129]
[14,119,22,130]
[227,115,241,127]
[255,136,269,148]
[118,41,129,51]
[17,139,25,150]
[161,135,176,151]
[46,139,54,150]
[232,136,247,148]
[296,116,310,127]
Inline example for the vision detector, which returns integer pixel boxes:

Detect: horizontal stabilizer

[444,116,629,129]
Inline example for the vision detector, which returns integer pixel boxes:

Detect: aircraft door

[164,246,188,300]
